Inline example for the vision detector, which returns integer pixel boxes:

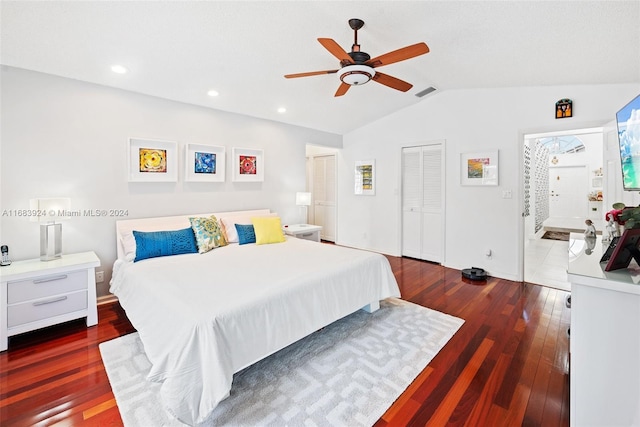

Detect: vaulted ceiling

[2,1,639,134]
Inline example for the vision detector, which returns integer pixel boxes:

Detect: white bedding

[110,236,400,425]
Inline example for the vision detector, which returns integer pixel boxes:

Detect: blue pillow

[235,224,256,245]
[133,228,198,262]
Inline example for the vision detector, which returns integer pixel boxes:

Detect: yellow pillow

[252,216,286,245]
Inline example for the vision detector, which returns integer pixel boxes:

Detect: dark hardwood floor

[0,256,570,426]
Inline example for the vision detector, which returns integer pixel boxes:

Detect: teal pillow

[235,224,256,245]
[133,228,198,262]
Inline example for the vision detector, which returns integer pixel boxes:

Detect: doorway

[306,145,338,242]
[522,128,604,291]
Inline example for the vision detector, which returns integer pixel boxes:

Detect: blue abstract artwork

[194,152,216,174]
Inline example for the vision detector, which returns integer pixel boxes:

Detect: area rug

[99,298,464,427]
[541,230,570,241]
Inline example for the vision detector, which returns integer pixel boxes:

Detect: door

[402,143,444,262]
[549,166,588,218]
[312,154,336,242]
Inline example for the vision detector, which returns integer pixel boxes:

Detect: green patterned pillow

[189,215,228,253]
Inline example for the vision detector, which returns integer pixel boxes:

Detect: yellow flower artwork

[139,148,167,173]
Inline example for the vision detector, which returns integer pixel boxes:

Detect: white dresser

[567,234,640,426]
[0,251,100,351]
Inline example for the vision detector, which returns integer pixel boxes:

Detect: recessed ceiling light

[207,90,219,97]
[111,65,128,74]
[277,107,286,114]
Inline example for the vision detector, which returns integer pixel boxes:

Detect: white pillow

[220,213,278,243]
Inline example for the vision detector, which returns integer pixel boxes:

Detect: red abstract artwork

[239,155,257,175]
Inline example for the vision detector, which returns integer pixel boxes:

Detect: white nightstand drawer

[7,290,88,328]
[297,231,319,241]
[8,270,88,304]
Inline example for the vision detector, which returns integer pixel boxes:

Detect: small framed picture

[128,138,178,182]
[232,147,264,182]
[555,98,573,119]
[355,160,375,195]
[184,143,226,182]
[460,151,498,186]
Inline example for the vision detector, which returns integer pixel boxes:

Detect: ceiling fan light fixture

[339,64,375,85]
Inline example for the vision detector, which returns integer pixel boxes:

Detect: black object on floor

[462,267,487,281]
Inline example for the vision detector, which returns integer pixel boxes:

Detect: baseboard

[97,294,118,306]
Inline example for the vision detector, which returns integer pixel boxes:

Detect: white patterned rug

[99,298,464,426]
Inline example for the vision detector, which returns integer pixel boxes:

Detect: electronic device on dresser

[1,245,11,266]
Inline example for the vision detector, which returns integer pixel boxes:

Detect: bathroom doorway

[522,128,604,291]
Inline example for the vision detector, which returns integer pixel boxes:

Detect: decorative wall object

[184,143,225,182]
[555,98,573,118]
[460,151,498,186]
[128,138,177,182]
[232,147,264,182]
[354,160,375,195]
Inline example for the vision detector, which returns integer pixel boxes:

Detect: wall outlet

[96,271,104,283]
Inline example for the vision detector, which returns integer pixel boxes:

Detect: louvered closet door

[402,147,422,258]
[402,144,444,263]
[420,145,443,262]
[312,155,336,241]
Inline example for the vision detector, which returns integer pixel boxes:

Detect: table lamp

[30,198,70,261]
[295,192,311,224]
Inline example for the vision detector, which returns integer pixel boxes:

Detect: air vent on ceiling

[415,86,437,98]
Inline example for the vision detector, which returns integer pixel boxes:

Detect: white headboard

[115,209,271,261]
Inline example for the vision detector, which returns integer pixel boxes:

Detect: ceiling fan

[284,18,429,97]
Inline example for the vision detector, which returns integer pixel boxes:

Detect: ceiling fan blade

[284,70,339,79]
[372,72,413,92]
[366,42,429,68]
[334,82,351,97]
[318,38,354,64]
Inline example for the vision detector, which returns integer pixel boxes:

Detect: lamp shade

[296,192,312,206]
[29,198,71,222]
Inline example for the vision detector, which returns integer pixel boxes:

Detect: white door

[402,143,444,262]
[549,166,588,218]
[312,154,336,242]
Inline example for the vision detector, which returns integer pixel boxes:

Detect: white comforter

[110,237,400,425]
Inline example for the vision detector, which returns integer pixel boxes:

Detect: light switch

[502,190,512,199]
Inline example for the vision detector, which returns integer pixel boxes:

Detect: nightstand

[0,251,100,352]
[284,224,323,242]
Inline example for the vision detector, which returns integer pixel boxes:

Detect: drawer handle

[301,233,313,237]
[33,275,68,284]
[33,296,68,306]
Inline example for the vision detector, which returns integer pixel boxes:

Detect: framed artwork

[128,137,178,182]
[555,98,573,119]
[460,151,498,186]
[232,147,264,182]
[355,160,375,195]
[184,143,226,182]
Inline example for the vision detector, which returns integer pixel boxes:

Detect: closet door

[401,144,444,263]
[402,147,422,258]
[312,154,336,241]
[420,145,443,262]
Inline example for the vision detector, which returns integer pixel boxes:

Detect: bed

[109,209,401,425]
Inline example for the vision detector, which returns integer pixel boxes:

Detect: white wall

[339,84,640,281]
[0,67,341,298]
